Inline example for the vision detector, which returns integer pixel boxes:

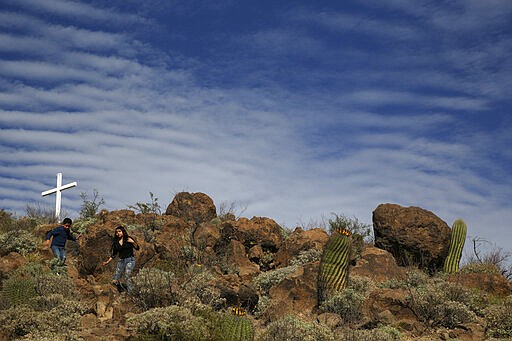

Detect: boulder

[226,239,260,280]
[165,192,217,226]
[273,227,328,267]
[266,262,319,322]
[352,246,406,283]
[447,272,512,297]
[233,217,285,251]
[212,274,259,311]
[373,204,451,273]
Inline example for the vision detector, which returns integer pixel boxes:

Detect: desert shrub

[0,230,38,256]
[328,213,371,241]
[25,203,58,225]
[484,295,512,338]
[253,265,298,293]
[254,295,270,318]
[71,217,97,235]
[127,305,214,340]
[289,248,323,266]
[407,280,476,328]
[320,275,373,324]
[342,325,401,341]
[259,315,334,341]
[131,267,178,310]
[180,266,225,308]
[320,288,366,324]
[79,189,105,219]
[34,272,77,298]
[0,299,87,339]
[0,209,14,233]
[379,269,430,289]
[460,262,501,275]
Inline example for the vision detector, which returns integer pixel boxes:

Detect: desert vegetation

[0,192,511,340]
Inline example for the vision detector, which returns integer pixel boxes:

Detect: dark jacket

[46,226,76,247]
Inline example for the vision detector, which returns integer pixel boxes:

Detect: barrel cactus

[1,277,37,307]
[317,228,352,305]
[443,219,467,274]
[217,308,254,341]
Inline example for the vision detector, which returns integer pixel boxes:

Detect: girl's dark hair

[114,225,129,242]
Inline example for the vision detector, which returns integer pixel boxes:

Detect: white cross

[41,172,77,222]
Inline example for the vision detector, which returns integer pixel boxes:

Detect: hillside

[0,192,511,340]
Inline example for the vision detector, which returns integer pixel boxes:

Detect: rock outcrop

[165,192,217,226]
[372,203,451,273]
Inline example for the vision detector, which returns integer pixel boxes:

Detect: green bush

[379,269,430,289]
[327,213,371,241]
[130,267,178,310]
[320,275,373,324]
[289,248,323,266]
[0,299,87,338]
[181,267,225,308]
[320,288,366,324]
[127,305,214,340]
[259,315,334,341]
[0,230,38,256]
[253,265,298,294]
[79,189,105,219]
[460,262,501,275]
[484,295,512,338]
[407,280,476,328]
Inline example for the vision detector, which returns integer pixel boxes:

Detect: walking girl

[102,226,139,292]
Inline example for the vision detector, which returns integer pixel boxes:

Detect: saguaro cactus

[317,228,351,304]
[443,219,467,274]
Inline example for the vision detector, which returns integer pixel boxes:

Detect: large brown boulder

[165,192,217,226]
[373,204,451,273]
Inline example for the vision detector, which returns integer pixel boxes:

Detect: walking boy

[45,217,77,267]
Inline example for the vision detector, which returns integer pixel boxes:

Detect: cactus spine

[317,230,351,304]
[443,219,467,274]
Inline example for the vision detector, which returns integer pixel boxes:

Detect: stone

[373,203,451,272]
[165,192,217,225]
[351,246,406,283]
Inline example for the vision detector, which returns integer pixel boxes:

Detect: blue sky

[1,0,511,257]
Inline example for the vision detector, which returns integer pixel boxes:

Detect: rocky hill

[0,192,511,340]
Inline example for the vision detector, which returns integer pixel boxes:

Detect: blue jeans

[113,257,135,292]
[51,245,66,265]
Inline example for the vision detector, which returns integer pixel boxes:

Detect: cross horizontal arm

[41,181,77,196]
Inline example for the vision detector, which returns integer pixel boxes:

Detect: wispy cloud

[0,0,511,256]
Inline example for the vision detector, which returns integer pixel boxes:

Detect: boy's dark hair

[62,217,72,225]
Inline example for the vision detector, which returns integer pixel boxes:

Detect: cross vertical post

[41,172,78,222]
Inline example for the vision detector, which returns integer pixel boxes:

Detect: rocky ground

[1,192,511,340]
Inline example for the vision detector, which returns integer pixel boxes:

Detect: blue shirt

[46,226,76,247]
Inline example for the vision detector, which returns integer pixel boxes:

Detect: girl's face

[115,229,124,238]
